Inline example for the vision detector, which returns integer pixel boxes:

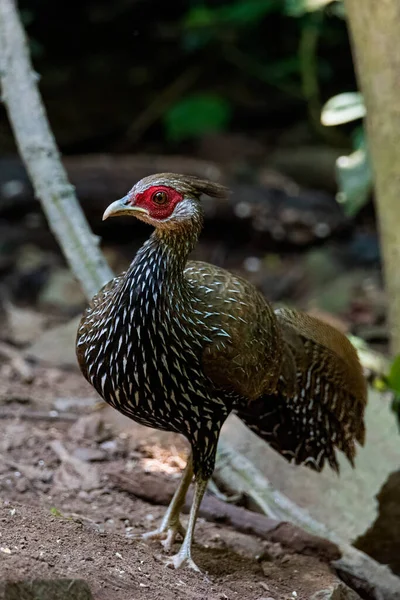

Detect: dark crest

[137,173,230,200]
[183,175,230,199]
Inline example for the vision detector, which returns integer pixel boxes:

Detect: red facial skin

[132,185,183,220]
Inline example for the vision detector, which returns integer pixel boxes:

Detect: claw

[161,522,186,551]
[165,550,201,572]
[142,529,166,542]
[142,520,186,551]
[139,454,193,552]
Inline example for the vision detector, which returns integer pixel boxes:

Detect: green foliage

[182,0,280,50]
[164,94,232,142]
[336,128,372,217]
[168,0,352,142]
[183,0,279,30]
[50,507,64,517]
[177,0,348,138]
[385,355,400,425]
[285,0,341,16]
[387,355,400,395]
[20,9,35,26]
[20,9,44,58]
[182,0,341,37]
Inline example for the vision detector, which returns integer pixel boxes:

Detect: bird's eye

[152,191,168,205]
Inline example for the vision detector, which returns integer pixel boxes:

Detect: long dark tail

[236,379,364,473]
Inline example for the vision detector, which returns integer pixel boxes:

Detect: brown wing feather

[237,307,367,472]
[184,261,295,400]
[275,307,367,436]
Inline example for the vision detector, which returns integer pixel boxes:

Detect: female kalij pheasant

[76,173,367,571]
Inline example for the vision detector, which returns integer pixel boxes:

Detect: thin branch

[0,0,113,299]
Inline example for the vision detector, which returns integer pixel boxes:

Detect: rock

[304,249,371,316]
[310,582,361,599]
[99,439,119,455]
[0,579,93,599]
[355,469,400,575]
[53,397,99,412]
[269,145,346,192]
[15,479,29,494]
[221,388,400,543]
[310,271,370,316]
[50,440,101,492]
[38,268,86,312]
[4,303,46,346]
[25,316,81,369]
[67,414,109,444]
[72,447,107,462]
[305,248,342,288]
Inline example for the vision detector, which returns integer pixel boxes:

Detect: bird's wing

[236,309,366,472]
[184,261,296,400]
[86,274,126,311]
[277,307,366,467]
[275,307,367,417]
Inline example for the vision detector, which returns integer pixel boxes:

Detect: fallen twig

[0,409,78,421]
[0,341,33,382]
[215,439,333,534]
[0,453,52,481]
[108,469,340,563]
[50,440,100,491]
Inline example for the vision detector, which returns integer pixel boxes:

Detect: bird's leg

[165,475,208,572]
[142,454,193,551]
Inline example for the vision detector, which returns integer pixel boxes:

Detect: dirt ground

[0,364,349,600]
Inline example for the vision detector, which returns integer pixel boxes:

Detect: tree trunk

[345,0,400,354]
[0,0,113,299]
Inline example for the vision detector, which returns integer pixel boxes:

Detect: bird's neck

[125,216,203,297]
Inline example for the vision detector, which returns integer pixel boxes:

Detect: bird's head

[102,173,229,230]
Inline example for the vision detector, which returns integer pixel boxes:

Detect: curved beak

[102,196,149,221]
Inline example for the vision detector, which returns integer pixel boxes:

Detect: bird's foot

[142,520,186,552]
[161,524,186,552]
[165,549,201,572]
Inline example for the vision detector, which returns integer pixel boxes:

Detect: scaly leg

[165,475,208,572]
[142,454,193,551]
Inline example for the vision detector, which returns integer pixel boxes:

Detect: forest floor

[0,364,347,600]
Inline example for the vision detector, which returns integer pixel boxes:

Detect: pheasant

[76,173,367,571]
